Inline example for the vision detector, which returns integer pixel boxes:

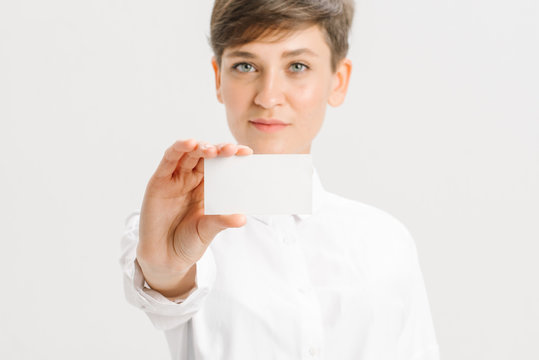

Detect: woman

[120,0,440,358]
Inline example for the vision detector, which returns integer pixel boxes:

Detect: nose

[253,70,285,109]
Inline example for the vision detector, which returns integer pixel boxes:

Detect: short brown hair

[209,0,355,72]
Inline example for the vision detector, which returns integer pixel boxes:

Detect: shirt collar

[249,166,326,226]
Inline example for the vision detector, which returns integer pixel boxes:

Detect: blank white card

[204,154,312,215]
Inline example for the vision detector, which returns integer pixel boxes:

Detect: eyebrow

[225,48,318,59]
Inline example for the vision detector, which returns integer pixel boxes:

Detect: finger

[154,139,197,178]
[176,141,217,173]
[216,143,238,157]
[235,145,253,156]
[193,156,204,174]
[194,144,252,175]
[193,143,250,176]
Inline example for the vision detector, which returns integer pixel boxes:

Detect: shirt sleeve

[397,226,441,360]
[119,210,216,331]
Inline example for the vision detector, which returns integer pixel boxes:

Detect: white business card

[204,154,312,215]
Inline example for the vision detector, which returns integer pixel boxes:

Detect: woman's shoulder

[320,191,413,241]
[323,191,401,220]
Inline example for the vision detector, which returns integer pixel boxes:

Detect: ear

[211,56,223,104]
[328,58,352,107]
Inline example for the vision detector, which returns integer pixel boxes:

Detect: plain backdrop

[1,0,537,359]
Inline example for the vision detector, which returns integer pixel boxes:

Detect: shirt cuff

[140,265,198,304]
[121,230,217,330]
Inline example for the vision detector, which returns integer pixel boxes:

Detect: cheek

[292,76,331,108]
[290,80,330,124]
[221,81,252,114]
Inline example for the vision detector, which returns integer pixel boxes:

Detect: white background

[1,0,537,359]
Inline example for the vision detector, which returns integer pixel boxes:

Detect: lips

[249,118,290,133]
[249,118,289,125]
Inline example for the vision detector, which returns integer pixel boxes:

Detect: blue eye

[289,63,308,72]
[233,63,255,73]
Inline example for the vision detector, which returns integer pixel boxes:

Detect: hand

[136,139,253,298]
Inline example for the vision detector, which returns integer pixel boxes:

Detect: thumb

[197,214,247,243]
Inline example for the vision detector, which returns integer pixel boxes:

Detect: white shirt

[120,168,440,360]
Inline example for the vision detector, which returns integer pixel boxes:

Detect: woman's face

[212,25,352,154]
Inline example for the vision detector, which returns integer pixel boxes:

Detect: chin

[251,142,289,154]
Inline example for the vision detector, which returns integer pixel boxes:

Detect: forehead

[222,25,330,59]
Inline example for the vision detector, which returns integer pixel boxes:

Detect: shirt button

[308,346,319,357]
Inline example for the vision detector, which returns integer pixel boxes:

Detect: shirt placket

[274,215,325,360]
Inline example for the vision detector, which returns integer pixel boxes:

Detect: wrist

[138,260,197,299]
